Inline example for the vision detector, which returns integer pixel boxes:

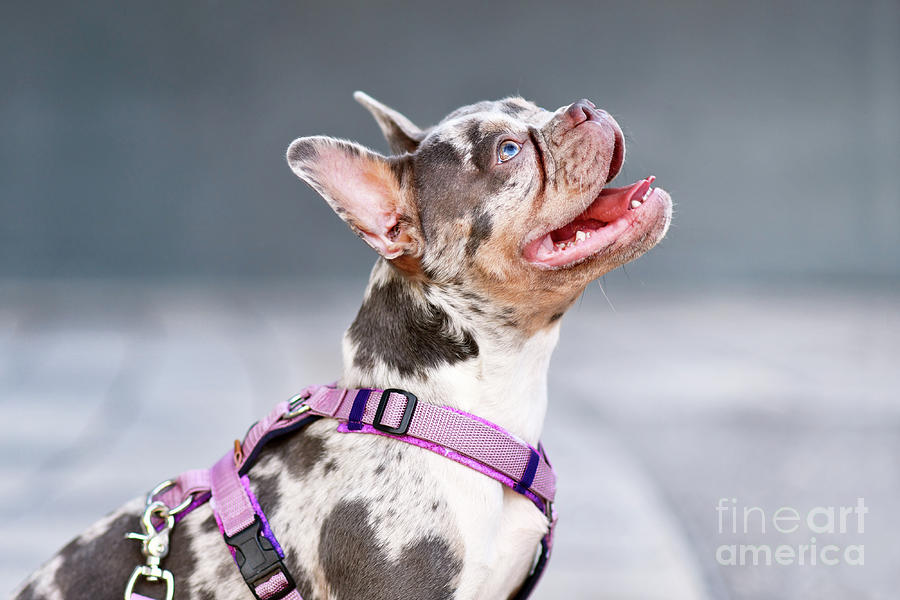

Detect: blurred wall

[2,0,898,283]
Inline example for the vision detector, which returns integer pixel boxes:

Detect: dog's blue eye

[498,140,521,163]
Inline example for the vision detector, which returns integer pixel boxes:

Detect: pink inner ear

[316,146,405,257]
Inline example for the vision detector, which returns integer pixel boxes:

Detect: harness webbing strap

[514,448,540,497]
[210,458,301,600]
[146,384,556,600]
[303,385,557,508]
[346,388,370,431]
[210,453,256,537]
[254,571,301,600]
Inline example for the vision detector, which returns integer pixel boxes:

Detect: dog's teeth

[643,188,652,201]
[575,230,586,242]
[631,199,641,209]
[586,231,592,238]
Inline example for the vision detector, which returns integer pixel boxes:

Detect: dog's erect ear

[286,136,421,261]
[353,91,425,155]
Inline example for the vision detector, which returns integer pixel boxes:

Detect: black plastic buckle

[223,516,295,600]
[372,388,418,435]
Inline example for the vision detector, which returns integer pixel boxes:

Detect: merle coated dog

[14,93,672,600]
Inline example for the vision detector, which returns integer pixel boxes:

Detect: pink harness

[124,384,557,600]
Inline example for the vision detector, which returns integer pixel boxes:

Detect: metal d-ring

[146,479,194,516]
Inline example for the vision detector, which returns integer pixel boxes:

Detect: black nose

[564,99,596,126]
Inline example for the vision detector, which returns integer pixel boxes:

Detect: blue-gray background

[2,2,899,600]
[3,0,898,283]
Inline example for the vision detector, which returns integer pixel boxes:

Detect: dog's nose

[565,101,591,126]
[564,99,597,126]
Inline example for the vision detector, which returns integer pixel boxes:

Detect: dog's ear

[353,91,425,155]
[286,136,421,261]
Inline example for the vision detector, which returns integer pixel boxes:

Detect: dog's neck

[340,260,559,446]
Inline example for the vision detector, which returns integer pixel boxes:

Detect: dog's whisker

[597,278,617,312]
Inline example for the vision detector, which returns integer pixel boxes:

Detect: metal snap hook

[123,564,174,600]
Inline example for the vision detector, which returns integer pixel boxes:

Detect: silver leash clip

[123,483,180,600]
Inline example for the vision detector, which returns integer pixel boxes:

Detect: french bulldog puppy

[14,92,671,600]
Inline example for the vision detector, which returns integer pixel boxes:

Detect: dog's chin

[522,177,672,271]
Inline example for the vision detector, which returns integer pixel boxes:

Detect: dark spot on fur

[499,101,529,116]
[349,278,479,376]
[50,512,138,600]
[46,509,204,600]
[463,120,483,152]
[432,501,439,511]
[261,431,327,482]
[418,139,462,170]
[465,208,493,257]
[324,459,338,474]
[413,135,507,254]
[252,471,284,517]
[421,263,441,281]
[388,156,412,185]
[319,500,461,600]
[374,463,386,475]
[200,514,218,535]
[549,312,564,323]
[216,560,234,582]
[469,133,506,173]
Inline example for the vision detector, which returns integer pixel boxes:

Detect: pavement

[1,278,897,599]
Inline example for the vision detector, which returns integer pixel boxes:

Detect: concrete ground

[1,279,897,599]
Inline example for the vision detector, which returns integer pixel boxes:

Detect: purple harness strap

[304,386,556,510]
[146,384,557,600]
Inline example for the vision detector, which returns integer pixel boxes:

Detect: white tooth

[631,199,641,208]
[575,230,586,242]
[586,231,592,238]
[643,188,652,201]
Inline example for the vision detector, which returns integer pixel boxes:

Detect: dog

[13,92,672,600]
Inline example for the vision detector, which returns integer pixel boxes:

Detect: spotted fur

[14,92,672,600]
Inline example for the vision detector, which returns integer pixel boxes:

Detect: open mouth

[523,176,660,268]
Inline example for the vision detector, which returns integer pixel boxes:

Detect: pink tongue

[587,177,653,222]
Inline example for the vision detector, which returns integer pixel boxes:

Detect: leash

[124,384,557,600]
